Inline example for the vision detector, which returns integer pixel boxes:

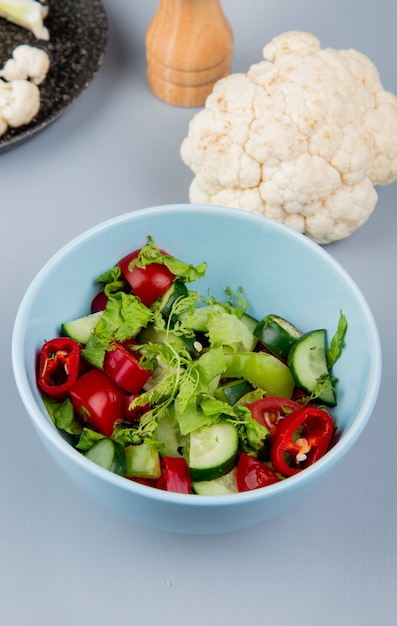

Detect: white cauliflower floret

[0,44,50,85]
[0,77,40,131]
[180,30,397,244]
[0,0,49,40]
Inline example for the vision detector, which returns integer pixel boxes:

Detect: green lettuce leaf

[96,266,127,296]
[42,396,83,436]
[326,311,348,369]
[129,236,207,283]
[76,428,105,451]
[196,346,226,383]
[81,334,106,369]
[207,308,255,352]
[96,292,153,346]
[232,406,270,455]
[175,397,214,436]
[81,292,154,368]
[224,286,249,317]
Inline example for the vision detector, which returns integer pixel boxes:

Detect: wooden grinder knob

[146,0,233,107]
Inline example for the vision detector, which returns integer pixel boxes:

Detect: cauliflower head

[180,31,397,244]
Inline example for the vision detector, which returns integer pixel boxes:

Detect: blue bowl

[12,204,381,534]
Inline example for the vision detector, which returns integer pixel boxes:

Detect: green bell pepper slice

[223,352,295,399]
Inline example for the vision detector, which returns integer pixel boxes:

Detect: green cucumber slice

[192,468,237,495]
[157,279,189,317]
[214,379,253,405]
[254,314,302,360]
[288,329,336,405]
[188,422,239,482]
[238,313,258,351]
[137,323,194,351]
[240,313,259,334]
[85,438,127,476]
[61,311,103,344]
[125,443,161,479]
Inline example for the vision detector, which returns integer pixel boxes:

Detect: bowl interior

[13,204,381,502]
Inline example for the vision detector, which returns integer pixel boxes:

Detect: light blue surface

[12,204,381,534]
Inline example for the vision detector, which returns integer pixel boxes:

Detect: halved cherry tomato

[248,396,301,436]
[103,340,151,394]
[237,452,280,491]
[91,290,108,313]
[118,248,175,306]
[69,369,126,438]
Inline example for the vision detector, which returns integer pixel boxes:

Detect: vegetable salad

[37,237,347,495]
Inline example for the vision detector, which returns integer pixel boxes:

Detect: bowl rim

[11,203,382,507]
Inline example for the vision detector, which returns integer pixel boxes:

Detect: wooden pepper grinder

[146,0,233,107]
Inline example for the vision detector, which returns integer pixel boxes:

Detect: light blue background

[1,0,396,624]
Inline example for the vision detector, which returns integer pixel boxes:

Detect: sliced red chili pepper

[248,396,301,436]
[103,340,152,394]
[69,369,126,438]
[38,337,81,399]
[118,248,175,307]
[157,457,192,494]
[237,452,280,492]
[270,406,334,477]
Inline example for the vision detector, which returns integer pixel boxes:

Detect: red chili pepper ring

[270,406,334,477]
[38,337,81,399]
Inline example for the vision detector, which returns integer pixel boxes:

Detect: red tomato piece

[237,452,280,492]
[248,396,301,436]
[91,290,108,313]
[103,341,151,394]
[118,249,175,307]
[69,369,126,438]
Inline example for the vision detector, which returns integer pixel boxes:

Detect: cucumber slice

[237,313,259,351]
[188,422,239,482]
[137,323,194,351]
[254,314,302,360]
[192,468,237,495]
[61,311,103,344]
[240,313,259,335]
[125,443,161,479]
[214,379,253,405]
[85,438,127,477]
[288,329,336,405]
[157,279,189,317]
